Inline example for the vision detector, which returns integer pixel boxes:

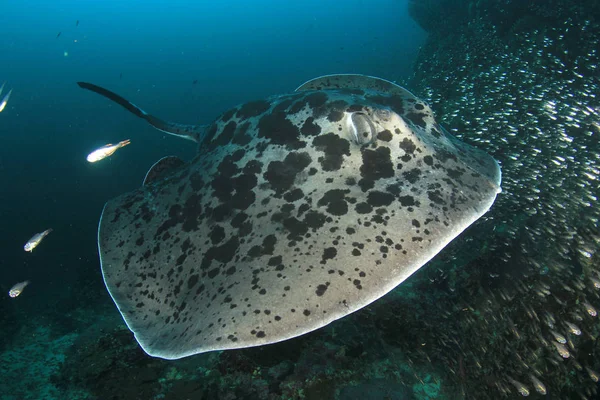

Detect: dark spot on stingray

[211,203,232,222]
[243,160,262,175]
[111,209,122,223]
[405,112,427,129]
[188,274,198,289]
[301,117,321,136]
[367,191,394,207]
[446,168,464,180]
[423,155,434,166]
[268,255,282,266]
[355,202,372,214]
[377,129,393,142]
[312,133,350,171]
[289,100,305,114]
[236,100,270,119]
[231,174,257,210]
[203,124,218,146]
[190,172,204,191]
[297,203,310,217]
[259,288,267,295]
[225,266,236,275]
[428,190,446,205]
[325,99,349,122]
[273,98,295,113]
[176,252,187,266]
[399,138,417,154]
[207,268,220,279]
[281,203,295,214]
[317,189,350,216]
[415,103,425,110]
[214,120,237,146]
[346,227,355,234]
[154,194,203,238]
[181,194,203,232]
[304,211,327,230]
[181,238,192,253]
[210,225,225,244]
[303,309,311,316]
[138,203,154,222]
[321,247,337,264]
[231,149,245,162]
[365,94,405,114]
[399,195,416,207]
[231,212,248,228]
[196,284,205,295]
[403,168,422,184]
[258,111,303,148]
[328,109,344,122]
[283,217,308,240]
[135,236,144,246]
[220,108,236,122]
[248,234,277,257]
[435,149,458,163]
[353,279,363,290]
[316,283,329,296]
[217,154,240,178]
[386,183,401,196]
[284,188,304,202]
[263,152,311,194]
[201,236,239,270]
[232,121,252,146]
[360,147,394,184]
[305,92,328,108]
[256,331,266,338]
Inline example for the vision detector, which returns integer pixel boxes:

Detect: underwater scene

[1,0,600,398]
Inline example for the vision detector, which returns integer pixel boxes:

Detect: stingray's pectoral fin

[77,81,206,143]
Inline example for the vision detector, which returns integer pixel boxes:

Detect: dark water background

[0,0,424,317]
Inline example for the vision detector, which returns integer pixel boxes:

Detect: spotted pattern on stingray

[91,74,501,359]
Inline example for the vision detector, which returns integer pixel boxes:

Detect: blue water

[0,0,424,308]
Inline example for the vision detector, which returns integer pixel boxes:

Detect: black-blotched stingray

[78,74,501,359]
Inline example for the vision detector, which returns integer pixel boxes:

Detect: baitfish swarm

[406,0,600,398]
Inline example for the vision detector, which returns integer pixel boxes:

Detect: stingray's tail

[77,82,206,143]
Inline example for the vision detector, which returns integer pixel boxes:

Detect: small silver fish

[86,139,131,163]
[553,341,570,358]
[9,280,30,297]
[582,302,597,317]
[529,374,547,395]
[586,367,599,382]
[24,228,53,252]
[507,377,530,396]
[550,329,567,344]
[565,321,582,336]
[0,86,12,113]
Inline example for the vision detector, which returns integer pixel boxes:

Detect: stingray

[78,74,501,359]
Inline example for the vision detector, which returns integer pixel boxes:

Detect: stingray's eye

[349,112,376,145]
[375,108,391,121]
